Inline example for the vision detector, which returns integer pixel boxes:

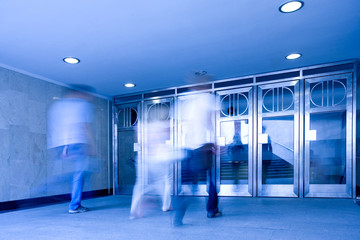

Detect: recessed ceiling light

[286,53,302,60]
[124,83,136,88]
[279,1,304,13]
[63,57,80,64]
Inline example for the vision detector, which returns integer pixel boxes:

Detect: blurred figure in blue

[229,133,245,186]
[47,85,95,214]
[130,119,174,219]
[173,73,221,226]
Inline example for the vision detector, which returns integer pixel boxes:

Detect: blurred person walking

[130,119,174,219]
[173,73,221,226]
[47,85,95,214]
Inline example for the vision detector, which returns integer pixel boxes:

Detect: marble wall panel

[0,128,11,163]
[0,129,10,202]
[45,83,65,106]
[28,100,47,134]
[27,76,48,103]
[0,93,10,130]
[6,90,29,126]
[0,173,7,202]
[9,159,32,200]
[0,67,10,130]
[8,71,30,93]
[0,67,9,93]
[0,66,110,202]
[9,125,30,161]
[29,133,47,166]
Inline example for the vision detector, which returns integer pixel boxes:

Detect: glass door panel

[262,116,294,185]
[115,103,140,194]
[257,81,299,197]
[219,120,251,196]
[309,112,346,185]
[216,87,253,196]
[304,74,352,198]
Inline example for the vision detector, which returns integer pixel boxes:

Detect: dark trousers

[206,169,218,214]
[173,146,218,224]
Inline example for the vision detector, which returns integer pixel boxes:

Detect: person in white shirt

[130,119,173,219]
[47,86,95,214]
[173,76,221,226]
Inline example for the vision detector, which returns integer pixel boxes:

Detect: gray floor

[1,195,360,240]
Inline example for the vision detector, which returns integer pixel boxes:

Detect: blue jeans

[59,144,88,211]
[69,170,85,211]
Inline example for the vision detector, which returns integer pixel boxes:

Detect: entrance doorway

[215,74,353,198]
[113,64,356,199]
[304,73,353,198]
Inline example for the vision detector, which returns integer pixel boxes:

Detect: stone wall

[0,66,109,202]
[356,63,360,198]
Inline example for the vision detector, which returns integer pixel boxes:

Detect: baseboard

[0,188,113,213]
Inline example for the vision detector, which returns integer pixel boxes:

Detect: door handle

[258,134,268,144]
[217,137,226,147]
[133,143,141,152]
[306,130,317,141]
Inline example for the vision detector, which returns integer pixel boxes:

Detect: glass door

[257,81,299,197]
[115,102,140,194]
[304,74,352,198]
[216,87,253,196]
[143,98,174,196]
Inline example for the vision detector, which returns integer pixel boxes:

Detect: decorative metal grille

[310,79,346,108]
[262,86,294,113]
[117,107,138,128]
[147,103,170,122]
[220,92,249,117]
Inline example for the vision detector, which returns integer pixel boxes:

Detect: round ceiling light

[286,53,302,60]
[124,83,136,88]
[279,1,304,13]
[63,57,80,64]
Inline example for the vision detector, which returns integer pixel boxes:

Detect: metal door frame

[112,60,357,199]
[142,97,175,195]
[257,80,300,197]
[304,73,353,198]
[216,87,253,196]
[113,102,141,195]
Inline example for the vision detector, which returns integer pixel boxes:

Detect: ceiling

[0,0,359,98]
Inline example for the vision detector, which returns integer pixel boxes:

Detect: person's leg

[68,144,89,213]
[130,164,158,218]
[69,171,85,211]
[206,179,218,213]
[206,169,220,218]
[173,195,187,226]
[162,165,172,211]
[130,178,144,218]
[173,152,192,226]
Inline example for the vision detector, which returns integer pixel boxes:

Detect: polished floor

[1,195,360,240]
